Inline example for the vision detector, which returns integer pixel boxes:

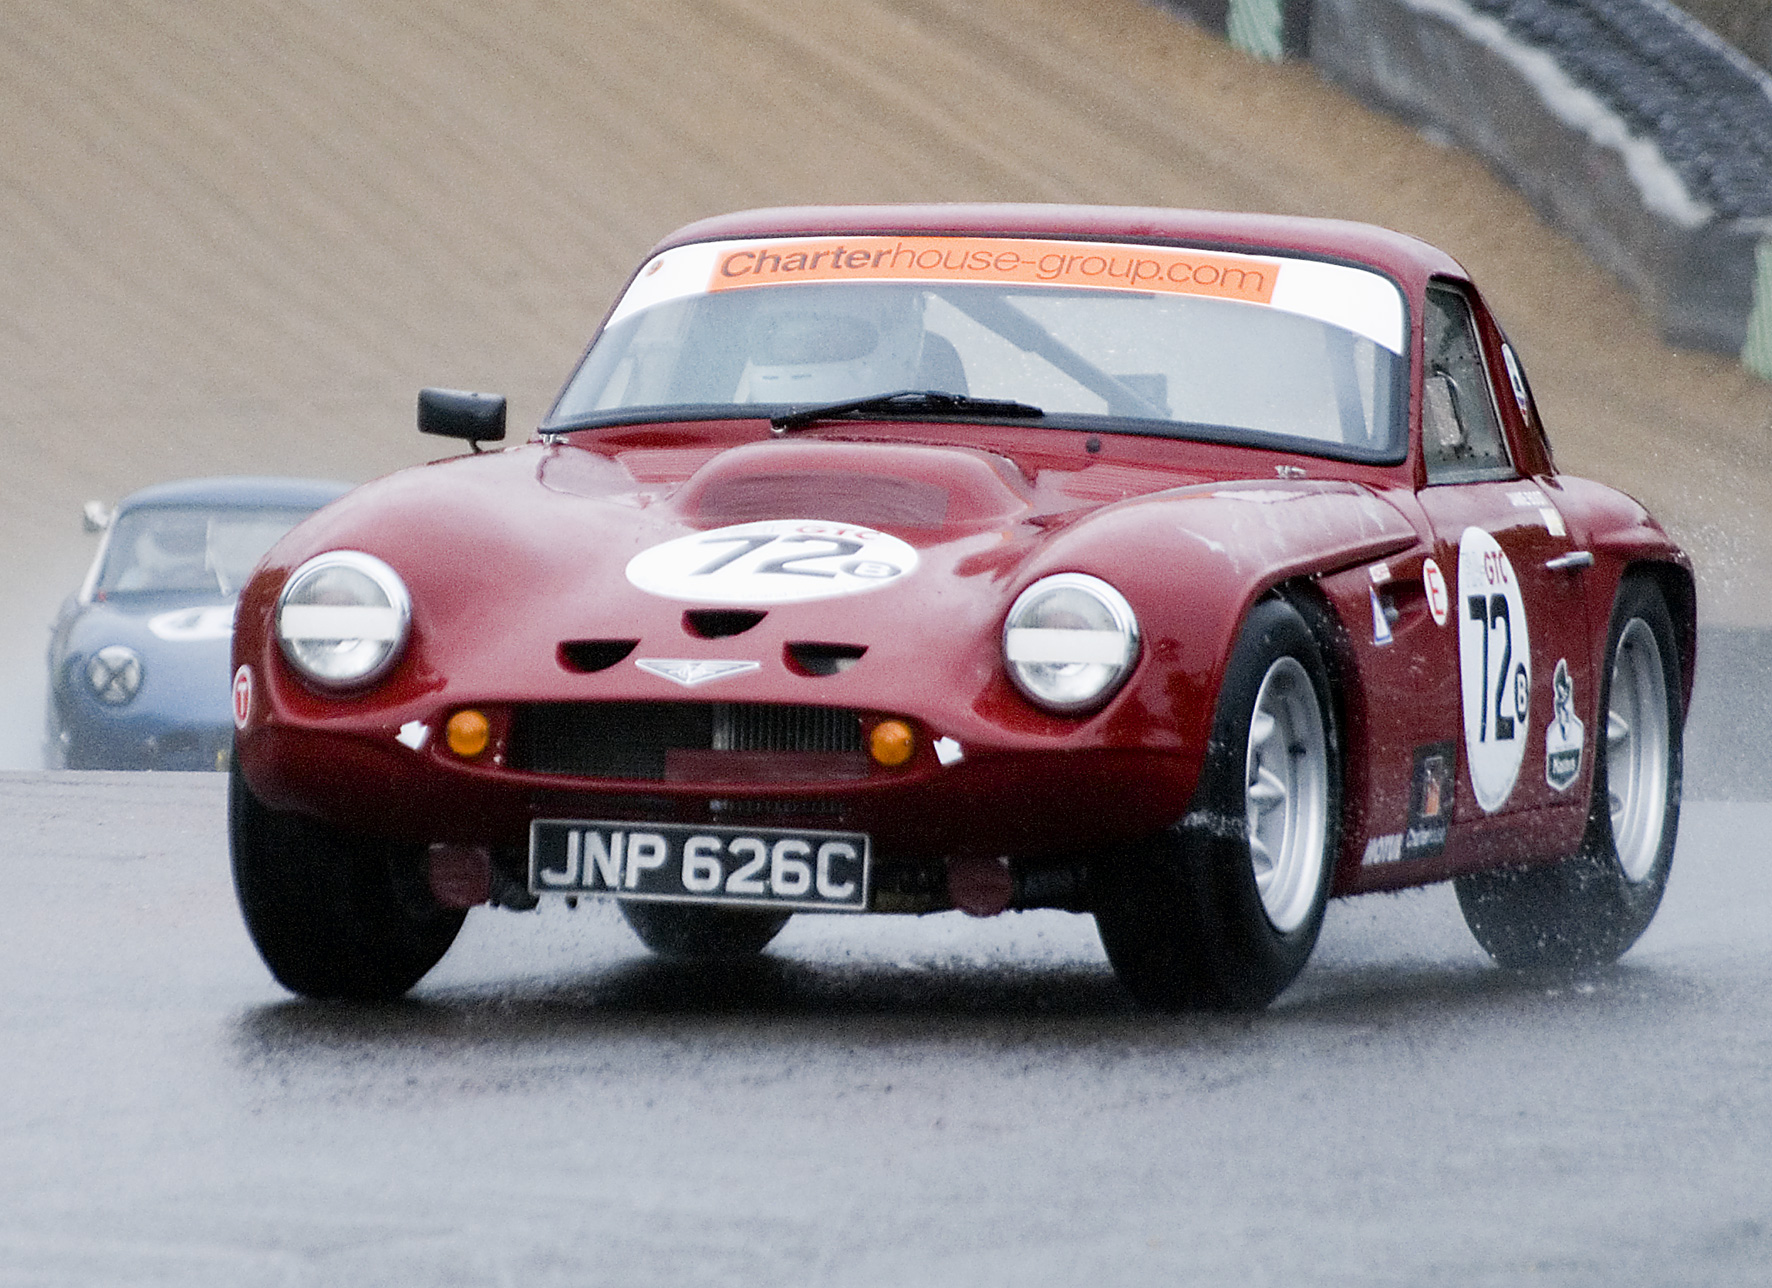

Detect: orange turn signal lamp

[446,709,491,759]
[869,719,915,767]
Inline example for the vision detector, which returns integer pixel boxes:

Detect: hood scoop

[677,440,1030,530]
[699,472,948,529]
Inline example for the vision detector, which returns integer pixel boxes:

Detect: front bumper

[239,716,1198,875]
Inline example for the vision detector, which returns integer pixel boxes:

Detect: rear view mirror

[418,388,507,450]
[81,501,112,534]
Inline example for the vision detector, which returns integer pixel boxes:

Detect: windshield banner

[609,235,1405,353]
[708,236,1277,305]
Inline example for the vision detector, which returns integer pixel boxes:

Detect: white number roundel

[1457,527,1531,813]
[626,519,920,604]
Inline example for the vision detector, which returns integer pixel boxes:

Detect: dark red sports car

[229,205,1692,1008]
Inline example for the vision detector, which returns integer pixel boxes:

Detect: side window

[1422,285,1513,484]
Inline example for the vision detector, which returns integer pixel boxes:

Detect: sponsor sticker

[1402,742,1458,860]
[710,236,1279,306]
[231,665,253,730]
[605,237,1407,353]
[1362,832,1404,866]
[626,518,919,605]
[1422,557,1449,627]
[1457,528,1532,812]
[1545,658,1584,791]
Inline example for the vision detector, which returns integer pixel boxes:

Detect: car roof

[651,204,1467,285]
[115,476,353,512]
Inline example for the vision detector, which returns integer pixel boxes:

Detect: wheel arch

[1621,558,1697,718]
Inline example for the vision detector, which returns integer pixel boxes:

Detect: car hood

[244,432,1416,731]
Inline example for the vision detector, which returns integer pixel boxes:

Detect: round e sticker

[1422,558,1448,626]
[1457,528,1531,813]
[232,665,253,730]
[626,519,920,605]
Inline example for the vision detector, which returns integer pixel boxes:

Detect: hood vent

[785,642,867,676]
[558,639,639,673]
[684,609,766,639]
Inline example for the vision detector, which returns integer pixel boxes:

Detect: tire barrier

[1155,0,1772,376]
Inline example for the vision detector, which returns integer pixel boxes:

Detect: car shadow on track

[229,948,1687,1069]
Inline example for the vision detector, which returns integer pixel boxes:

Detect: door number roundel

[1457,527,1531,813]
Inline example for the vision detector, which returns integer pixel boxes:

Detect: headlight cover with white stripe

[1003,573,1140,713]
[276,551,411,689]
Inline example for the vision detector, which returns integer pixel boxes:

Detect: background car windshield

[97,507,313,596]
[553,281,1402,456]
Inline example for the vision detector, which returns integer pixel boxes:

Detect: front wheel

[1455,575,1683,967]
[1095,597,1340,1010]
[229,764,466,999]
[620,901,791,959]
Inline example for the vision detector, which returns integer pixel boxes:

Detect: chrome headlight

[1003,573,1139,713]
[276,551,411,688]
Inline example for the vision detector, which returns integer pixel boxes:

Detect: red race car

[229,205,1692,1008]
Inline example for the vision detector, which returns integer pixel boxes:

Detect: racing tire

[1455,576,1682,968]
[1095,597,1340,1010]
[229,764,466,1000]
[620,901,791,959]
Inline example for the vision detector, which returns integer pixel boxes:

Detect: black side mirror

[418,388,507,450]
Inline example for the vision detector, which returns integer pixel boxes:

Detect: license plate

[528,819,870,911]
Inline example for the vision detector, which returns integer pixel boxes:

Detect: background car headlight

[1003,573,1139,712]
[276,551,411,688]
[86,645,144,706]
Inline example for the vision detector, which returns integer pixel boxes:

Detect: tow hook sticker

[1545,658,1584,791]
[1422,558,1449,626]
[1457,528,1531,812]
[1369,586,1393,645]
[231,665,253,730]
[1403,742,1457,860]
[627,519,919,605]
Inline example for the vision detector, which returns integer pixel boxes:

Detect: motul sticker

[627,519,919,605]
[1545,658,1584,791]
[1457,528,1531,812]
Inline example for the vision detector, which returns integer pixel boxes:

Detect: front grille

[508,702,865,779]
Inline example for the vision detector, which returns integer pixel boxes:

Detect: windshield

[96,506,315,597]
[549,235,1407,459]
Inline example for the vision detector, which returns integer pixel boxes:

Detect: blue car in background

[47,477,350,770]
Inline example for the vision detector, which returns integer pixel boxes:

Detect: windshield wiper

[770,390,1044,434]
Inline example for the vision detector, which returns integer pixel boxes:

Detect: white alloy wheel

[1607,617,1671,883]
[1245,655,1330,932]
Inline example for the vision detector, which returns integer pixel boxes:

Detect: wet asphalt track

[4,771,1771,1287]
